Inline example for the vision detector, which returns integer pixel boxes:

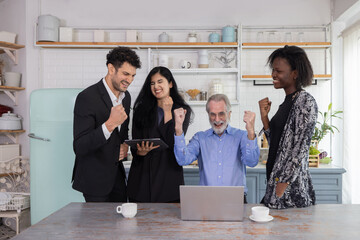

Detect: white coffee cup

[116,203,137,218]
[179,60,191,69]
[251,206,270,220]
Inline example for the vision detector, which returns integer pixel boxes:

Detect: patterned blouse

[262,90,318,209]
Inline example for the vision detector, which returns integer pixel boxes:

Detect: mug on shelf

[179,60,191,69]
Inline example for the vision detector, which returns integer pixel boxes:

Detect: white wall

[1,0,339,174]
[39,0,331,27]
[332,0,360,204]
[333,0,359,20]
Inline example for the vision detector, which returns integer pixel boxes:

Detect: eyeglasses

[209,111,227,119]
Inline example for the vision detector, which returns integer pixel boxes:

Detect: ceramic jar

[188,32,197,42]
[159,32,169,42]
[37,15,60,42]
[222,26,235,42]
[198,50,209,68]
[4,72,21,87]
[209,32,220,42]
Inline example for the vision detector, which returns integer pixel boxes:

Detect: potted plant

[309,103,343,164]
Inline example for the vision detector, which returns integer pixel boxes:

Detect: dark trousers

[83,167,127,202]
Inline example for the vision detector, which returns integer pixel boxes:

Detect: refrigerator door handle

[28,133,50,142]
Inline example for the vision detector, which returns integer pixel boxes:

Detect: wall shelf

[242,74,332,80]
[35,41,238,49]
[171,68,238,74]
[240,25,332,81]
[0,41,25,64]
[0,86,25,105]
[186,100,239,106]
[242,42,331,49]
[0,130,26,143]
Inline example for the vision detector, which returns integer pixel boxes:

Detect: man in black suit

[72,46,141,202]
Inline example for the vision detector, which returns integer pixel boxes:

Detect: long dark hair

[133,66,192,129]
[267,45,313,89]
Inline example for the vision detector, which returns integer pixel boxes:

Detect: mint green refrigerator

[29,88,84,224]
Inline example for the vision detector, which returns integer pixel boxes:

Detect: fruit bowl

[186,89,200,101]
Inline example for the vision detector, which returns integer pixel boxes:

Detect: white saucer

[249,215,274,223]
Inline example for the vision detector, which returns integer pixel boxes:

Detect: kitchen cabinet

[181,165,346,204]
[124,163,345,204]
[35,26,241,105]
[240,25,332,81]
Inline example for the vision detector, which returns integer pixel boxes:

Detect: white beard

[210,120,228,135]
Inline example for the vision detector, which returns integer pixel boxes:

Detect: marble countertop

[13,203,360,240]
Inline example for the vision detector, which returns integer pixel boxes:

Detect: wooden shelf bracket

[2,89,18,105]
[3,48,19,64]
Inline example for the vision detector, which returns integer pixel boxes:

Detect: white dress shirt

[101,78,125,140]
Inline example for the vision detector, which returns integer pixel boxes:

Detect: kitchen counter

[12,203,360,239]
[123,161,346,204]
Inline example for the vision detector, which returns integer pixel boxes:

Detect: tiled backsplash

[41,49,331,146]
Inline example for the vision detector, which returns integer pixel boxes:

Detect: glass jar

[199,91,208,101]
[188,32,197,42]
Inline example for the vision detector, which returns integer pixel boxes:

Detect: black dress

[127,104,191,202]
[266,91,297,181]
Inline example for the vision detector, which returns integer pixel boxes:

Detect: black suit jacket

[72,80,130,196]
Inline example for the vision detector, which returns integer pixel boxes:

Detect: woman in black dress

[127,66,192,202]
[258,46,318,209]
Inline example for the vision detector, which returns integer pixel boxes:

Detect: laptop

[180,185,245,221]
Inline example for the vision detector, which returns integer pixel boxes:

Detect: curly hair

[267,45,313,89]
[133,66,193,129]
[106,46,141,70]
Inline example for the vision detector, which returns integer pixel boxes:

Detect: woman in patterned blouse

[258,45,318,209]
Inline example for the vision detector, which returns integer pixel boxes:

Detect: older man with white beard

[173,94,259,203]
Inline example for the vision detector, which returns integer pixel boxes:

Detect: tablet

[125,138,169,149]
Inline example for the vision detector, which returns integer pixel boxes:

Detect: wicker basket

[308,140,320,167]
[0,192,30,213]
[308,154,320,167]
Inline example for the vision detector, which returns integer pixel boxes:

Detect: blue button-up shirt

[174,125,259,193]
